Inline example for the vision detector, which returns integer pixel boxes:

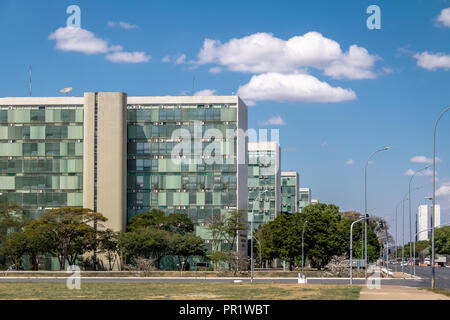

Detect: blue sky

[1,0,450,242]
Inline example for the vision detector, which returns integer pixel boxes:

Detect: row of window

[0,109,83,123]
[0,159,83,173]
[128,123,237,139]
[0,125,83,140]
[0,192,82,207]
[127,191,237,207]
[127,107,237,122]
[0,142,83,157]
[0,175,82,190]
[128,158,236,172]
[128,173,237,190]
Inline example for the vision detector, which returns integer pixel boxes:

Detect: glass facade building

[281,171,299,214]
[248,141,281,233]
[298,188,311,212]
[0,100,84,219]
[126,100,247,248]
[0,94,249,253]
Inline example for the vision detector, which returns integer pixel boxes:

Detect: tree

[222,210,247,251]
[128,210,194,234]
[338,213,381,262]
[98,229,120,271]
[119,227,169,269]
[162,212,194,235]
[0,201,28,269]
[1,232,28,269]
[435,226,450,255]
[25,208,107,270]
[256,213,301,269]
[206,213,226,254]
[127,209,165,231]
[168,233,206,270]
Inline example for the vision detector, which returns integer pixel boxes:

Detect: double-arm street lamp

[250,189,268,283]
[431,107,450,289]
[365,146,392,280]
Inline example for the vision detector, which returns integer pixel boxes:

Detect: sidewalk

[359,285,449,300]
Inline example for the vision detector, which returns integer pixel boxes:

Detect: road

[0,266,448,289]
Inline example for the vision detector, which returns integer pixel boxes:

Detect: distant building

[311,199,319,204]
[298,188,311,212]
[417,205,429,241]
[248,141,281,233]
[433,204,441,228]
[281,171,299,214]
[417,204,441,241]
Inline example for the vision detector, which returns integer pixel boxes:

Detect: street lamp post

[432,107,450,289]
[350,217,365,284]
[408,165,430,276]
[254,236,262,268]
[365,146,391,280]
[301,220,308,274]
[251,190,268,283]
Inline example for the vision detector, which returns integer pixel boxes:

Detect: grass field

[0,282,362,300]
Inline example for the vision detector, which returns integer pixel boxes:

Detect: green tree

[119,227,169,269]
[25,208,107,270]
[168,233,206,270]
[435,226,450,255]
[1,232,28,269]
[127,209,165,231]
[98,229,120,271]
[299,204,346,269]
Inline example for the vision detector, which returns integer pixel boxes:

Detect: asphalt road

[0,266,448,289]
[0,277,425,287]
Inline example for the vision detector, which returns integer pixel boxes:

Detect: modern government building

[0,92,313,254]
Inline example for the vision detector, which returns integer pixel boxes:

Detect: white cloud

[237,73,357,104]
[49,26,150,63]
[404,169,433,177]
[414,51,450,71]
[436,183,450,197]
[260,116,286,126]
[196,32,378,79]
[193,89,217,96]
[209,67,222,74]
[410,156,442,164]
[175,54,186,64]
[109,45,123,52]
[321,141,327,148]
[108,21,138,29]
[48,27,109,55]
[105,51,150,63]
[161,54,187,64]
[346,159,355,165]
[436,8,450,27]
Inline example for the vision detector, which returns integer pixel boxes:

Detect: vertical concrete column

[236,96,248,255]
[83,92,127,232]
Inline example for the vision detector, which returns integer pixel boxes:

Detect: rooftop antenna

[59,87,73,96]
[28,65,32,97]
